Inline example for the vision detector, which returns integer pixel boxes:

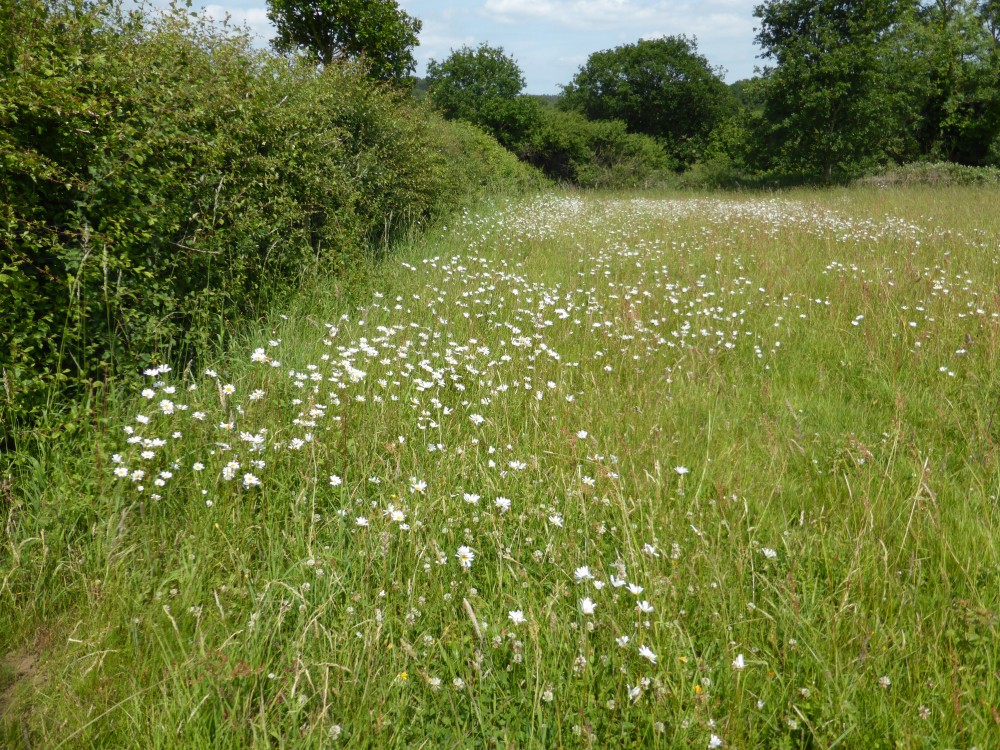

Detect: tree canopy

[898,0,1000,164]
[425,44,525,122]
[747,0,1000,178]
[753,0,906,180]
[560,36,733,165]
[266,0,421,81]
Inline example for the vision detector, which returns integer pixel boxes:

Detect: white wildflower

[637,644,657,664]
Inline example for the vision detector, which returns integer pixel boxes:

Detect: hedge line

[0,1,543,443]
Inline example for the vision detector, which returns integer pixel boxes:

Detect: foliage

[890,0,1000,165]
[0,0,542,445]
[474,100,675,188]
[474,96,546,153]
[752,0,909,181]
[743,0,1000,179]
[422,117,548,205]
[426,44,525,122]
[984,0,1000,41]
[518,108,675,188]
[560,36,734,165]
[423,47,670,189]
[854,160,1000,185]
[685,118,763,188]
[266,0,421,81]
[727,79,758,109]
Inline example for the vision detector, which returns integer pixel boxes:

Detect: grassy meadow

[3,185,1000,748]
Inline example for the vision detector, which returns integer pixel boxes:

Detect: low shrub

[524,109,666,187]
[854,161,1000,187]
[575,117,676,188]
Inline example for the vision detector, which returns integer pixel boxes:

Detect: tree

[979,0,1000,161]
[266,0,421,81]
[898,0,1000,164]
[425,44,525,122]
[560,36,733,165]
[425,45,537,157]
[753,0,907,180]
[983,0,1000,43]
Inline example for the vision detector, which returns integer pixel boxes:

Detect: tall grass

[2,186,1000,748]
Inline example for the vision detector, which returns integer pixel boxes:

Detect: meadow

[3,185,1000,748]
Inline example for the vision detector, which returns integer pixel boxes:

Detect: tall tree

[982,0,1000,43]
[266,0,421,81]
[560,36,733,165]
[890,1,1000,164]
[425,44,525,122]
[981,1,1000,163]
[754,0,906,180]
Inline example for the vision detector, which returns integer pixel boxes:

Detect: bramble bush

[0,0,541,446]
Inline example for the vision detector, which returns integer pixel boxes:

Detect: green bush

[517,107,593,182]
[519,108,674,188]
[423,116,547,206]
[467,100,673,188]
[0,0,542,444]
[421,44,671,189]
[578,118,677,188]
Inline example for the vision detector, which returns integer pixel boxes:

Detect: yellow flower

[397,671,408,682]
[693,684,703,695]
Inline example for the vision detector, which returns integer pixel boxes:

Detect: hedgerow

[0,0,542,445]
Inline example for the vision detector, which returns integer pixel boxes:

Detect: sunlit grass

[3,187,1000,748]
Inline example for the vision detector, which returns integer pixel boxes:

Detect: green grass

[3,186,1000,748]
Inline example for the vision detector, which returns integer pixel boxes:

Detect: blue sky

[191,1,762,93]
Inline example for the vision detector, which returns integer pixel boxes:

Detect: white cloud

[142,0,761,90]
[411,18,478,66]
[482,0,660,30]
[201,5,273,43]
[481,0,750,32]
[479,0,758,83]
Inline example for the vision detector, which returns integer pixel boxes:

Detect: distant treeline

[421,0,1000,185]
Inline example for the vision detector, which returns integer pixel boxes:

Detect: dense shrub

[422,44,672,189]
[447,97,674,188]
[519,108,675,188]
[0,0,541,443]
[422,116,546,205]
[572,117,677,188]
